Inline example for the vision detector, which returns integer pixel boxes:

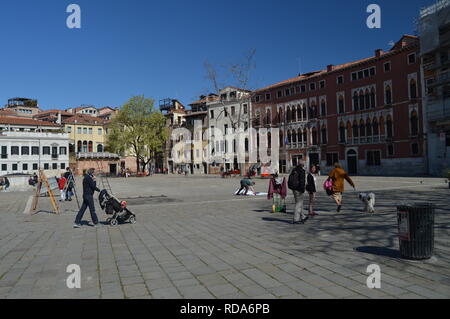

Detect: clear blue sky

[0,0,436,110]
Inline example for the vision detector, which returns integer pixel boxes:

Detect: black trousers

[237,183,249,195]
[75,195,98,224]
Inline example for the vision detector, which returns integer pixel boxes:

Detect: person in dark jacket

[290,162,307,224]
[74,168,101,228]
[63,168,74,201]
[306,165,318,217]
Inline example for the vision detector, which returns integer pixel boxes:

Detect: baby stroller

[99,189,136,226]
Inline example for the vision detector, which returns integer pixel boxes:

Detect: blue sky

[0,0,436,110]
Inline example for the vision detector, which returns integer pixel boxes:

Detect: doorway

[347,150,358,175]
[308,153,319,170]
[109,164,117,176]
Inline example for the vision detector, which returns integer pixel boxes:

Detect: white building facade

[0,119,69,176]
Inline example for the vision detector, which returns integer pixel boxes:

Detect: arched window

[77,141,82,152]
[353,121,359,138]
[370,88,376,108]
[353,92,359,111]
[380,117,385,136]
[347,121,352,140]
[410,79,417,99]
[359,90,365,109]
[297,130,302,145]
[365,89,370,109]
[266,109,271,125]
[302,105,307,120]
[385,86,392,104]
[373,118,379,136]
[321,100,326,116]
[287,130,292,144]
[410,111,419,136]
[297,105,302,122]
[291,129,297,144]
[339,122,346,143]
[279,130,284,146]
[97,144,103,152]
[321,126,327,144]
[386,115,393,138]
[287,107,292,123]
[303,129,307,146]
[338,96,345,113]
[279,108,284,123]
[312,128,318,145]
[360,120,366,137]
[366,119,372,137]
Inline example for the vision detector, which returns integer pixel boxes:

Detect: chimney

[375,49,384,57]
[57,112,62,124]
[327,64,334,72]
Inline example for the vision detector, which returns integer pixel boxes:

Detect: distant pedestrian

[64,168,74,201]
[74,168,101,228]
[237,176,255,195]
[4,177,10,190]
[58,174,67,201]
[288,161,307,224]
[328,162,356,212]
[306,165,318,216]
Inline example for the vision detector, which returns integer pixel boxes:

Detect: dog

[358,192,376,214]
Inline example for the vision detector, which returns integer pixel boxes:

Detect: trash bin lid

[397,202,435,210]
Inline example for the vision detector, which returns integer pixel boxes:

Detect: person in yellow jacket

[328,163,356,212]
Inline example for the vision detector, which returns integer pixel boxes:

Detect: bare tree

[203,49,258,175]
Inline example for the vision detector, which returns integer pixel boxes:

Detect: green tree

[107,95,168,173]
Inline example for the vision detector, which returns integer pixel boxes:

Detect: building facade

[0,116,69,176]
[2,98,41,118]
[159,99,187,173]
[419,0,450,176]
[206,87,253,174]
[253,35,425,176]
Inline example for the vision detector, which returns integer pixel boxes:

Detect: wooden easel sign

[30,170,60,215]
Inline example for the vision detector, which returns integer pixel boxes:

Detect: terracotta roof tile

[0,116,61,127]
[62,114,107,125]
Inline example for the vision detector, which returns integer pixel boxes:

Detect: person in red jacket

[58,175,67,201]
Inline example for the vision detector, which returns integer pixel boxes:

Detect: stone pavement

[0,175,449,299]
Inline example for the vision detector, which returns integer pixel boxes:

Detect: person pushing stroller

[73,168,101,228]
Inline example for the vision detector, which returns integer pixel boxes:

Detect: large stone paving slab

[0,175,448,299]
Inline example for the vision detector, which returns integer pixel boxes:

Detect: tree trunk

[136,157,140,173]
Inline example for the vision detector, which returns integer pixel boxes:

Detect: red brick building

[252,35,425,176]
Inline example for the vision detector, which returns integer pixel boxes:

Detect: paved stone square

[0,174,449,299]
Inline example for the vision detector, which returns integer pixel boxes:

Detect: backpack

[323,177,333,196]
[288,168,305,191]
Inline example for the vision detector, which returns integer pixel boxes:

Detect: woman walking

[306,165,318,216]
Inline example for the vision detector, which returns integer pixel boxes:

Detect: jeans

[237,181,250,195]
[293,190,306,222]
[75,195,98,225]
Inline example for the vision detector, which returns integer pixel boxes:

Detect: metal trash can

[397,203,435,260]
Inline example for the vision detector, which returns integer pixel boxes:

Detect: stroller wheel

[110,219,118,226]
[129,216,136,224]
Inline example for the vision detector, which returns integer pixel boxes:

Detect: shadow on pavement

[355,246,401,259]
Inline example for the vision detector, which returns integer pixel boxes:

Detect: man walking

[74,168,101,228]
[288,161,307,224]
[328,162,356,212]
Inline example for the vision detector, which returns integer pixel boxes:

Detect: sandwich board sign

[30,170,60,215]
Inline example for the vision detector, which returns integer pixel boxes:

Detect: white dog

[359,193,376,214]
